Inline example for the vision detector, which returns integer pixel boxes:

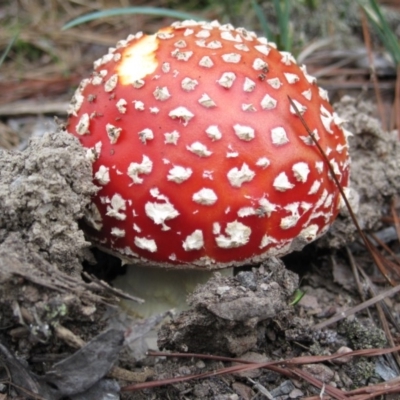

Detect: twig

[356,265,400,332]
[122,346,400,398]
[392,196,400,240]
[82,272,144,303]
[312,283,400,330]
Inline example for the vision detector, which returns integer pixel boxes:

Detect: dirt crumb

[158,258,299,356]
[0,129,97,275]
[321,96,400,248]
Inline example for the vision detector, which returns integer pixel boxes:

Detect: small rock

[289,388,304,399]
[195,360,206,369]
[70,379,120,400]
[298,294,319,310]
[178,366,191,375]
[270,380,295,397]
[214,395,239,400]
[232,382,254,400]
[302,363,334,383]
[332,346,353,365]
[375,358,398,381]
[216,286,231,295]
[236,271,257,291]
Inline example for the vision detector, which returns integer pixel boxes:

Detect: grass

[252,0,293,51]
[357,0,400,65]
[62,1,297,52]
[357,0,400,132]
[0,32,18,68]
[62,7,204,30]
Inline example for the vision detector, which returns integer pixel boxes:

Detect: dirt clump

[0,129,97,275]
[319,96,400,249]
[158,258,299,356]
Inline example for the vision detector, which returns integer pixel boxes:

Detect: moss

[343,359,376,387]
[339,318,387,350]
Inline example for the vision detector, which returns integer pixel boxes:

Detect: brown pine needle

[288,95,397,286]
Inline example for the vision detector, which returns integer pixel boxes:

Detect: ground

[0,1,400,399]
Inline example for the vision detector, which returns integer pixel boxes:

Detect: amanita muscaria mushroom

[67,20,350,315]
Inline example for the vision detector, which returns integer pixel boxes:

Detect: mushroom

[67,20,351,317]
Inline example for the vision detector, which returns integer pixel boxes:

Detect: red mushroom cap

[67,20,351,269]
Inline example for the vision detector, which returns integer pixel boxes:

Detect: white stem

[113,265,233,318]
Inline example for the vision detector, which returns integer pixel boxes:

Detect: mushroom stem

[113,265,233,318]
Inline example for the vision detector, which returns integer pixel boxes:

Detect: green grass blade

[0,32,18,68]
[357,0,400,65]
[272,0,292,51]
[282,0,292,51]
[273,0,282,47]
[251,0,273,40]
[365,0,400,61]
[62,7,204,30]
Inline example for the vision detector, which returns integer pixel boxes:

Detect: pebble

[302,363,334,383]
[332,346,353,364]
[236,271,257,291]
[289,388,304,398]
[270,380,295,397]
